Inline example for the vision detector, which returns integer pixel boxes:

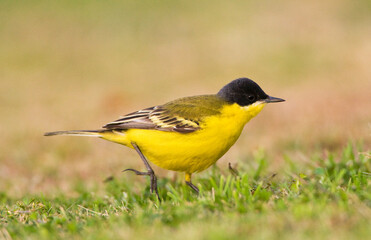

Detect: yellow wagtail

[45,78,284,200]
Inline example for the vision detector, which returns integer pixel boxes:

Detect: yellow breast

[102,102,266,173]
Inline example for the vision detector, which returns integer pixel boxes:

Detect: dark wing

[102,106,200,133]
[103,95,225,133]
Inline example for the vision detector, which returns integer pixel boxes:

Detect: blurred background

[0,0,370,196]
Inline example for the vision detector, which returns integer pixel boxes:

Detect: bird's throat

[241,102,267,120]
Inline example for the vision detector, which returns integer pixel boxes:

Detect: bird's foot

[123,168,160,201]
[185,181,199,194]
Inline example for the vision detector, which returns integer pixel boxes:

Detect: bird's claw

[123,168,150,176]
[123,168,161,202]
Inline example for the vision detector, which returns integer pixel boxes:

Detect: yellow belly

[101,103,266,174]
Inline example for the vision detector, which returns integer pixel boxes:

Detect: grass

[1,144,370,239]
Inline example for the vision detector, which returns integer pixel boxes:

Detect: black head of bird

[217,78,285,106]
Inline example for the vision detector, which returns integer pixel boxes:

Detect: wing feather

[102,95,225,133]
[103,106,200,133]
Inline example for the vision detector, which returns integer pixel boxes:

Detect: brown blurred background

[0,0,370,196]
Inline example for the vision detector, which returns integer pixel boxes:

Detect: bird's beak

[265,96,285,103]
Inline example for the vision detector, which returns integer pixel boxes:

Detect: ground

[1,145,370,239]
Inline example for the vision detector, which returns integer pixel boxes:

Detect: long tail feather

[44,130,103,137]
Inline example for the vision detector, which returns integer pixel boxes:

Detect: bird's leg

[185,173,199,194]
[123,142,160,201]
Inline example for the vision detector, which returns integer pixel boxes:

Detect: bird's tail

[44,130,104,137]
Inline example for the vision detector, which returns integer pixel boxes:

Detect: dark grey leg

[185,181,199,194]
[123,142,160,201]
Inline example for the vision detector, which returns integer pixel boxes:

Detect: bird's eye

[248,95,256,102]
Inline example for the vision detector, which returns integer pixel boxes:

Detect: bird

[45,77,284,200]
